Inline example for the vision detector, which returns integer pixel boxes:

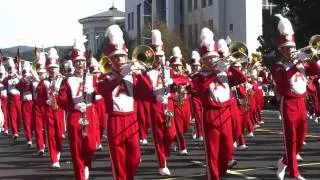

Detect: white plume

[200,27,215,47]
[90,57,99,67]
[218,39,229,57]
[23,61,31,71]
[38,52,46,66]
[105,24,125,47]
[64,60,74,70]
[172,46,182,58]
[0,64,5,73]
[48,48,59,59]
[275,14,294,39]
[73,38,86,52]
[152,29,163,45]
[7,57,15,68]
[191,51,200,60]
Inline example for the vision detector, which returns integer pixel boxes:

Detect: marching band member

[142,29,189,176]
[272,14,320,180]
[0,64,8,134]
[195,27,246,179]
[3,57,21,139]
[97,24,146,180]
[89,57,105,151]
[189,51,203,141]
[19,62,34,146]
[136,64,151,146]
[33,51,48,155]
[217,38,241,167]
[257,66,269,124]
[63,59,75,77]
[58,40,98,180]
[43,48,65,168]
[169,46,192,156]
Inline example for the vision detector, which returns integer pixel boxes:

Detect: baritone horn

[228,41,249,62]
[217,41,249,64]
[99,54,112,74]
[131,45,154,71]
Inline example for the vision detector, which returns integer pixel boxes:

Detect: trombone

[291,34,320,60]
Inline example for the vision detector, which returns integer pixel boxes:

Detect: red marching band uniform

[33,53,48,154]
[272,14,320,180]
[97,24,144,180]
[3,57,22,139]
[18,62,34,146]
[194,27,246,179]
[189,51,204,141]
[169,46,192,155]
[0,63,8,134]
[58,40,98,180]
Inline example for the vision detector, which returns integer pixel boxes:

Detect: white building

[79,6,125,54]
[125,0,264,54]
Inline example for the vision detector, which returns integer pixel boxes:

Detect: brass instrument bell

[99,54,112,74]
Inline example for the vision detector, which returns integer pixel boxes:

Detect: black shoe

[228,159,238,168]
[38,150,44,157]
[13,135,18,141]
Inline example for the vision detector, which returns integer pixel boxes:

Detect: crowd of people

[0,14,318,180]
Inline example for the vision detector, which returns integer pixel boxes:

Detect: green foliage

[267,0,320,48]
[142,20,190,61]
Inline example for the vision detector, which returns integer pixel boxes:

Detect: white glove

[245,82,253,90]
[215,61,228,72]
[164,78,173,86]
[296,52,309,62]
[46,99,53,106]
[156,94,169,104]
[74,102,87,113]
[83,84,94,93]
[120,64,132,76]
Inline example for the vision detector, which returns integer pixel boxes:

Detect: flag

[14,48,21,72]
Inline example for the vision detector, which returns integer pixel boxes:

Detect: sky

[0,0,125,48]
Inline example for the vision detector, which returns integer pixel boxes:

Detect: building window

[194,0,198,10]
[188,0,192,12]
[229,24,233,33]
[202,0,206,8]
[194,23,198,47]
[208,19,213,31]
[208,0,213,6]
[188,25,192,47]
[128,13,131,30]
[131,12,134,30]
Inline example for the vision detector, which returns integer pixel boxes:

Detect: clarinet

[79,63,89,138]
[160,64,174,127]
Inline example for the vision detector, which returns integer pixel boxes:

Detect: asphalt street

[0,110,319,180]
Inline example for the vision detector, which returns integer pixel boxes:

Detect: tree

[266,0,320,48]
